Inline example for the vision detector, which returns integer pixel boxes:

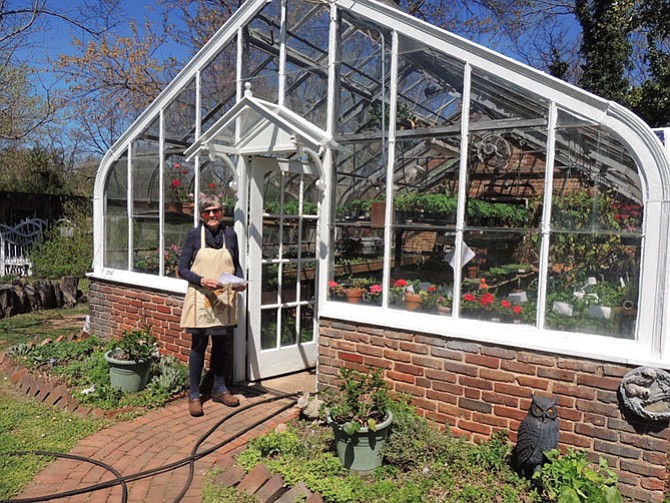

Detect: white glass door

[247,157,319,380]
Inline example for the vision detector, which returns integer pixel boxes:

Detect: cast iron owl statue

[512,394,560,478]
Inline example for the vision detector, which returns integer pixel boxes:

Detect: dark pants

[188,328,231,399]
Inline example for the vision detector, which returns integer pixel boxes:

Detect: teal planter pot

[104,350,152,392]
[328,410,393,473]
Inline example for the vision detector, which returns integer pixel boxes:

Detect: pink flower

[370,284,382,295]
[328,280,338,288]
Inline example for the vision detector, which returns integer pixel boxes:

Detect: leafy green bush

[30,199,92,278]
[534,448,622,503]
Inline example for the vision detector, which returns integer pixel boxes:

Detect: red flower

[328,280,338,288]
[208,182,216,190]
[480,293,494,306]
[170,179,182,188]
[394,279,407,288]
[501,299,511,308]
[427,285,437,292]
[463,293,476,302]
[173,163,181,169]
[513,305,523,314]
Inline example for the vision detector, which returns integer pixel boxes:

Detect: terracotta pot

[404,292,422,311]
[437,305,451,315]
[345,288,365,304]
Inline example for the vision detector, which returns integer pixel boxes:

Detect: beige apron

[180,227,238,328]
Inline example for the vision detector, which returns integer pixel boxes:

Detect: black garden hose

[1,391,299,503]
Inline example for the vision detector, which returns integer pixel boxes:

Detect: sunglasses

[202,208,222,215]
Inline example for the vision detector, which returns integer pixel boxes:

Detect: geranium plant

[168,162,193,203]
[164,244,181,276]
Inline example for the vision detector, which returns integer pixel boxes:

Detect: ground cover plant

[0,378,108,500]
[6,333,188,414]
[214,397,625,503]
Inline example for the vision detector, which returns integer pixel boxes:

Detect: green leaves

[534,448,622,503]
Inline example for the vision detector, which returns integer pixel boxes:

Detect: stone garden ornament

[620,367,670,421]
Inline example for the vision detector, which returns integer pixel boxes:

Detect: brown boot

[188,398,203,417]
[211,391,240,407]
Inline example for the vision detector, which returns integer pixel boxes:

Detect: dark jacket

[178,224,243,286]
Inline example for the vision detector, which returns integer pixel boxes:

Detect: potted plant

[344,276,371,304]
[321,367,393,472]
[104,325,158,392]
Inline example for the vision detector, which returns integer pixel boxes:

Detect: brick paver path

[15,390,299,503]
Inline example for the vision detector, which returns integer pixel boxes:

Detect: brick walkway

[15,389,301,502]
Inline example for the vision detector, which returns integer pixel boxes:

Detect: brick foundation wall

[318,318,669,502]
[88,278,190,364]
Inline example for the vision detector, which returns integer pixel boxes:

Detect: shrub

[534,448,622,503]
[31,200,92,278]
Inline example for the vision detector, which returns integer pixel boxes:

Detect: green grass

[0,305,89,352]
[0,378,108,500]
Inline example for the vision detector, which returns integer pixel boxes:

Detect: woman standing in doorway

[179,194,246,417]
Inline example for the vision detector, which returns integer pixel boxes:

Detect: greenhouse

[89,0,670,498]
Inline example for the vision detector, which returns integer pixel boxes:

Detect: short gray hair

[198,194,222,220]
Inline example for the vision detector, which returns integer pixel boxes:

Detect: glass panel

[388,230,454,314]
[470,67,549,124]
[331,140,386,303]
[546,119,642,338]
[104,151,129,269]
[300,304,314,343]
[200,41,238,133]
[338,13,391,134]
[244,3,281,102]
[281,307,297,346]
[393,137,461,229]
[261,308,278,350]
[164,78,196,147]
[132,126,160,274]
[284,0,330,129]
[396,37,465,131]
[460,230,538,324]
[460,122,544,324]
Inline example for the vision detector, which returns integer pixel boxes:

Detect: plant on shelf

[364,282,383,305]
[135,249,159,274]
[164,244,181,276]
[167,162,193,203]
[461,278,523,321]
[343,276,372,304]
[328,280,346,299]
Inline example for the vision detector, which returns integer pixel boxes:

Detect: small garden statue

[620,367,670,421]
[512,394,560,478]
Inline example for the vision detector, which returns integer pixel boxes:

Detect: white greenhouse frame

[92,0,670,381]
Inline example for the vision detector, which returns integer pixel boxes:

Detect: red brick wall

[88,279,190,364]
[318,318,669,502]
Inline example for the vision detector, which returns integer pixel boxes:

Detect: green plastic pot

[327,410,393,472]
[104,350,152,392]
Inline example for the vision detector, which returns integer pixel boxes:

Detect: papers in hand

[217,272,247,287]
